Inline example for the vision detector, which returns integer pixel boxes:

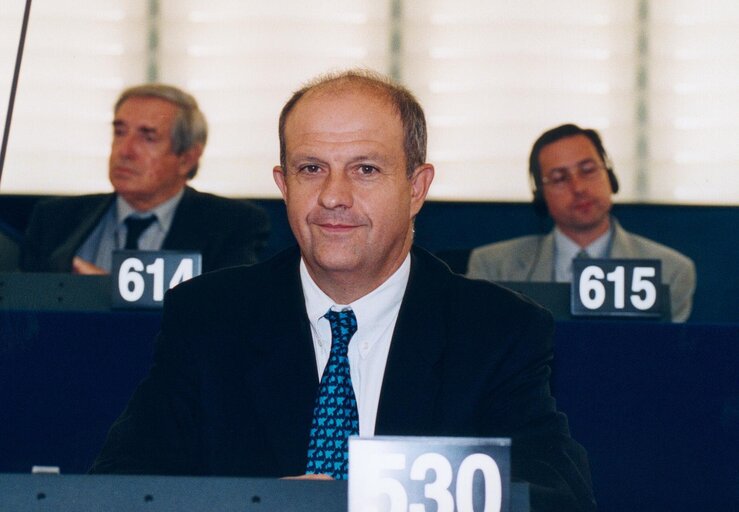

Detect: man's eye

[547,171,566,184]
[359,165,378,175]
[299,164,321,174]
[579,164,598,176]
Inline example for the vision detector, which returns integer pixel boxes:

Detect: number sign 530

[112,251,202,309]
[349,437,511,512]
[572,258,662,317]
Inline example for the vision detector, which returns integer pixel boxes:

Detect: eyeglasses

[540,162,606,188]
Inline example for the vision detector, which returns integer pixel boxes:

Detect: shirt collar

[115,188,185,233]
[554,220,613,260]
[300,254,411,349]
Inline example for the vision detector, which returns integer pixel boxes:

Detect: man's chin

[313,257,361,275]
[302,248,362,274]
[568,215,610,234]
[109,168,140,184]
[110,176,141,191]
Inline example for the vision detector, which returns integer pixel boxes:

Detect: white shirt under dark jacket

[299,255,410,437]
[553,224,612,282]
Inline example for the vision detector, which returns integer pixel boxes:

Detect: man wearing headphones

[466,123,696,322]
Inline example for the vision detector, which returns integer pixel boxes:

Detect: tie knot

[324,308,357,351]
[124,215,157,250]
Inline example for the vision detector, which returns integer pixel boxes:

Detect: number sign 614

[112,251,202,309]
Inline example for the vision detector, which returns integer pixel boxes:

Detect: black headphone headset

[529,123,619,217]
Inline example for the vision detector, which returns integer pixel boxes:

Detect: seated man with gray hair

[20,83,269,274]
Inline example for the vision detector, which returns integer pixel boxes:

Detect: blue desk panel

[1,310,162,473]
[1,309,737,511]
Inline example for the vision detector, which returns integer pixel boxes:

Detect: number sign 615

[572,258,662,317]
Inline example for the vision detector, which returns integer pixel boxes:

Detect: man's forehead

[295,82,394,116]
[114,96,177,123]
[289,86,397,130]
[540,134,600,168]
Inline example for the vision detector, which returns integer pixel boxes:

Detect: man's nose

[318,171,353,209]
[567,169,587,192]
[113,135,136,159]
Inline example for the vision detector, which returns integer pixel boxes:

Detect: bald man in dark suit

[92,70,597,512]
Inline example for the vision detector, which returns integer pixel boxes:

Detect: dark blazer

[91,246,597,511]
[19,187,270,273]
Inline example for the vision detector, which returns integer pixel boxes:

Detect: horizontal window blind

[647,1,739,203]
[403,0,639,200]
[158,0,389,197]
[0,1,147,194]
[0,0,736,204]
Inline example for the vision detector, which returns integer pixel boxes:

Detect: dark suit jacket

[91,246,597,511]
[19,187,270,273]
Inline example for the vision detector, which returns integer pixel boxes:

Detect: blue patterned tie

[306,308,359,480]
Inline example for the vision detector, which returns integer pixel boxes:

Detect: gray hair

[115,84,207,178]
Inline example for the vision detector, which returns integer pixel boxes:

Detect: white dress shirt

[299,254,410,436]
[553,223,613,282]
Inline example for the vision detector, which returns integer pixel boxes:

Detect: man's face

[109,97,192,211]
[274,85,433,301]
[539,134,613,238]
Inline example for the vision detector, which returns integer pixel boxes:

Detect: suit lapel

[527,233,555,281]
[375,248,449,435]
[241,249,319,474]
[607,219,637,258]
[48,195,114,270]
[162,186,197,250]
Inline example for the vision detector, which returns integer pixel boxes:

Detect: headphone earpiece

[606,166,619,194]
[529,168,548,217]
[531,189,548,217]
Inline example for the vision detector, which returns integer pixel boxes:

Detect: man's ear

[273,165,288,203]
[178,144,204,177]
[409,163,435,217]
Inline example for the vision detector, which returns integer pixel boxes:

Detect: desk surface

[0,474,348,512]
[1,307,737,512]
[0,474,531,511]
[0,273,677,322]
